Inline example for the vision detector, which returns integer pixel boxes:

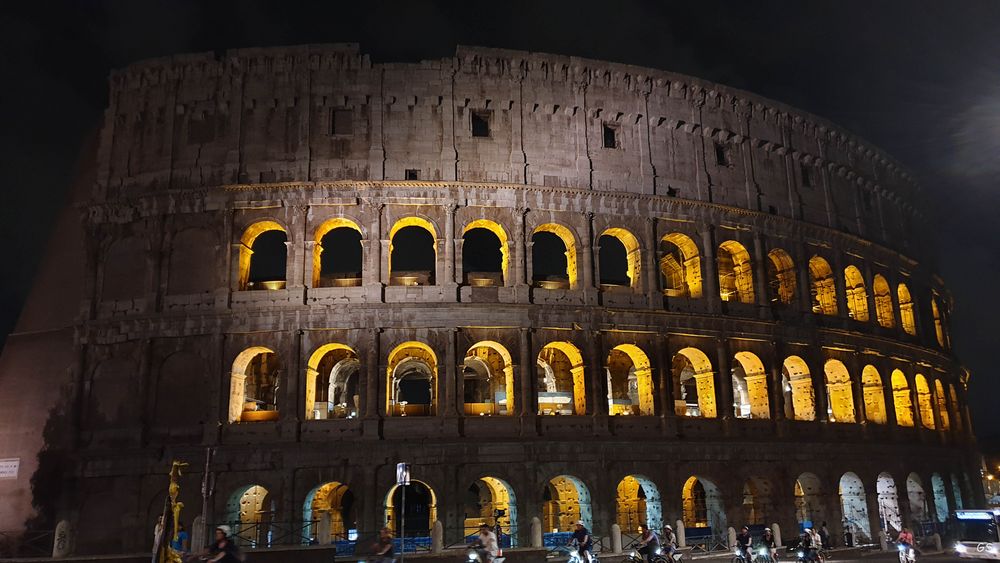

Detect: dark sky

[3,1,999,438]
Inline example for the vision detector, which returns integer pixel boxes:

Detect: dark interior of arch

[392,226,435,282]
[531,231,568,282]
[398,373,432,405]
[320,227,363,277]
[462,228,503,280]
[598,235,629,285]
[392,483,432,533]
[248,230,288,283]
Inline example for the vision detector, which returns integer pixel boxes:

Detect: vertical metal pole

[201,447,214,548]
[400,484,406,563]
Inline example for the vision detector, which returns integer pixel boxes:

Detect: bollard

[728,527,737,549]
[531,517,543,548]
[879,530,888,551]
[932,533,942,552]
[432,520,444,553]
[190,515,205,552]
[676,520,686,548]
[771,523,782,548]
[611,523,622,554]
[52,519,73,558]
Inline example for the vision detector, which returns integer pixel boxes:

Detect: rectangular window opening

[602,123,618,149]
[330,109,353,136]
[404,169,420,181]
[801,163,812,187]
[714,142,729,166]
[471,111,491,137]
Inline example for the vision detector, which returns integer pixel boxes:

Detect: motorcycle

[793,548,824,563]
[754,546,777,563]
[896,543,916,563]
[466,546,505,563]
[622,541,683,563]
[732,547,752,563]
[552,544,599,563]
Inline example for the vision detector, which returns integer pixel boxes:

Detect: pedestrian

[153,515,164,554]
[819,521,830,549]
[170,521,190,555]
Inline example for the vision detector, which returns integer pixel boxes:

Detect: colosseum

[0,43,981,558]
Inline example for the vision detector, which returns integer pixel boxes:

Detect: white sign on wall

[0,458,20,479]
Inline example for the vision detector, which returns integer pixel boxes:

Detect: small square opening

[404,169,420,181]
[471,111,491,138]
[602,123,618,149]
[801,163,812,187]
[330,109,353,135]
[714,142,729,166]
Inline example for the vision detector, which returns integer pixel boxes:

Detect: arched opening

[782,356,816,421]
[681,476,726,533]
[239,221,288,291]
[898,284,916,335]
[906,473,928,524]
[861,365,887,425]
[386,342,437,416]
[225,485,275,548]
[305,343,360,420]
[537,342,586,415]
[606,344,655,416]
[839,473,872,543]
[951,474,965,510]
[931,298,947,348]
[465,477,518,546]
[934,380,951,431]
[732,351,770,419]
[873,275,894,328]
[462,221,508,287]
[229,347,281,423]
[532,224,577,289]
[616,475,663,534]
[659,233,702,298]
[385,480,437,536]
[543,475,592,532]
[599,228,641,289]
[313,219,363,287]
[915,374,936,429]
[844,266,869,322]
[464,341,515,416]
[718,240,755,304]
[949,384,963,433]
[389,219,437,286]
[742,477,774,525]
[766,249,796,305]
[671,348,716,418]
[303,481,355,543]
[877,472,902,533]
[808,256,838,315]
[931,474,949,523]
[891,370,914,427]
[823,359,856,423]
[795,473,825,530]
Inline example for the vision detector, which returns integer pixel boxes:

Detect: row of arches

[220,470,969,547]
[228,341,965,432]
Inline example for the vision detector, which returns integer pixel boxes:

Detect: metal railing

[0,530,54,558]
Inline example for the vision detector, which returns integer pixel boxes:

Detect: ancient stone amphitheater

[0,44,980,556]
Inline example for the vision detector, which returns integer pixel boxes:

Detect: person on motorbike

[736,526,753,562]
[896,527,914,548]
[372,527,395,563]
[800,529,818,563]
[471,524,499,563]
[761,528,778,562]
[661,525,677,558]
[637,524,660,562]
[569,520,594,563]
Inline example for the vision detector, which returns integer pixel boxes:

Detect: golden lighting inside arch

[463,219,510,286]
[388,216,439,283]
[386,341,438,416]
[464,340,515,416]
[717,240,755,304]
[465,477,517,539]
[537,341,586,415]
[312,218,363,287]
[306,481,351,542]
[659,233,703,298]
[533,223,578,289]
[767,248,797,305]
[385,480,437,534]
[238,220,286,290]
[782,356,816,421]
[915,374,936,430]
[934,380,950,431]
[304,343,358,420]
[229,346,278,423]
[872,275,895,328]
[931,298,947,347]
[891,369,914,427]
[809,256,838,316]
[861,365,887,424]
[823,359,856,423]
[601,227,641,288]
[732,351,770,419]
[898,283,916,335]
[606,344,654,416]
[844,266,869,322]
[672,347,716,418]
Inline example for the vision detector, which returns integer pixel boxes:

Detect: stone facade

[0,44,979,556]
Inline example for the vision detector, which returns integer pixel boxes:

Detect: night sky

[3,1,998,440]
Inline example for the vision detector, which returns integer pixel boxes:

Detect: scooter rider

[736,526,753,562]
[800,528,818,563]
[761,528,778,562]
[661,525,677,557]
[569,520,594,563]
[637,524,660,562]
[471,524,499,563]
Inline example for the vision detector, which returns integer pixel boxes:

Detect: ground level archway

[543,475,592,532]
[616,475,663,534]
[385,480,438,536]
[839,472,872,543]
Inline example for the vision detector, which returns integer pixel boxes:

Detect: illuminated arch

[385,480,437,535]
[681,476,726,531]
[238,220,288,291]
[659,233,703,298]
[795,473,825,529]
[226,484,274,547]
[671,347,716,418]
[386,341,437,416]
[897,283,916,335]
[532,223,578,289]
[732,351,770,419]
[312,218,364,287]
[861,365,887,424]
[303,481,354,543]
[823,359,856,423]
[463,219,510,286]
[465,477,518,544]
[872,275,894,328]
[932,298,947,348]
[934,380,950,431]
[808,256,838,315]
[766,249,796,305]
[915,374,936,429]
[389,217,438,286]
[305,343,359,420]
[906,473,928,522]
[616,475,662,533]
[844,266,869,322]
[742,476,775,525]
[877,472,902,532]
[606,344,655,416]
[931,473,949,523]
[600,227,642,288]
[465,341,515,416]
[229,346,279,423]
[537,342,586,415]
[544,475,592,531]
[718,240,755,304]
[782,356,816,421]
[839,473,872,542]
[891,370,914,427]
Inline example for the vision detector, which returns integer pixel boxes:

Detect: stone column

[513,207,529,289]
[700,226,721,314]
[644,218,662,307]
[832,252,850,321]
[863,262,879,326]
[362,199,385,301]
[588,330,610,418]
[795,243,814,314]
[715,338,734,420]
[656,333,674,420]
[807,348,829,423]
[769,342,785,421]
[364,328,381,420]
[752,234,771,318]
[443,204,458,294]
[443,328,460,418]
[880,358,898,429]
[518,328,538,436]
[581,212,596,301]
[849,351,866,425]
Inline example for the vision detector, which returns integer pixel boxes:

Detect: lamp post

[396,463,411,563]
